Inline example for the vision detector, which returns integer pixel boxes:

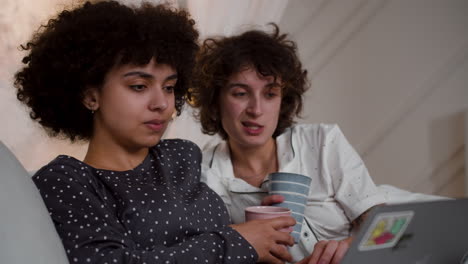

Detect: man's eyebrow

[266,81,282,88]
[226,82,248,88]
[226,81,281,89]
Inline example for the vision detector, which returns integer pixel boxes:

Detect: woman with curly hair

[190,24,386,264]
[14,2,295,263]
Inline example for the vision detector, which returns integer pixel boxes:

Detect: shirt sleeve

[33,165,257,264]
[321,125,386,221]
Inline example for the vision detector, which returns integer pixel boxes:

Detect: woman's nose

[148,88,168,111]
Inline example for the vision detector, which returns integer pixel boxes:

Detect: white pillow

[378,184,450,204]
[0,141,69,264]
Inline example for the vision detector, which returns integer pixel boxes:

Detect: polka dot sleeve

[32,139,257,264]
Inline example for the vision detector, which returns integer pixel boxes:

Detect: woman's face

[87,58,176,149]
[219,67,282,149]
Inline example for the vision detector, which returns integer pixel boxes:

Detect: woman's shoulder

[33,155,93,184]
[35,155,84,173]
[154,138,202,157]
[156,138,200,149]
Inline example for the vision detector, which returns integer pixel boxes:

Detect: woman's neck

[228,138,278,187]
[83,136,149,171]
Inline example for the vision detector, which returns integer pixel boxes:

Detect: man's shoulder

[200,140,225,168]
[277,123,341,143]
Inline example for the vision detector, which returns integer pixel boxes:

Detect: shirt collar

[206,127,296,192]
[276,127,295,170]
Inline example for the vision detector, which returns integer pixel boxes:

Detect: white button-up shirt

[201,124,386,261]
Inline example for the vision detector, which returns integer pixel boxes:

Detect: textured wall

[1,0,466,197]
[278,0,468,197]
[0,0,89,171]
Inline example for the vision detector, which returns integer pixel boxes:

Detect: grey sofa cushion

[0,141,69,264]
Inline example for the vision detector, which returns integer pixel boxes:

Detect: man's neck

[228,138,278,187]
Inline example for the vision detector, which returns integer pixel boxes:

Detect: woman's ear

[82,87,100,112]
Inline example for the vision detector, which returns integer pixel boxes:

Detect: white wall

[466,108,468,195]
[0,0,89,171]
[279,0,468,197]
[1,0,466,197]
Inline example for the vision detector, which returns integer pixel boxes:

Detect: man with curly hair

[14,2,296,263]
[190,24,386,264]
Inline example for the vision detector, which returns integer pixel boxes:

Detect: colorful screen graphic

[359,211,414,251]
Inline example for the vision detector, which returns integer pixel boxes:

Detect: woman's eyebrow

[123,71,154,79]
[165,74,178,81]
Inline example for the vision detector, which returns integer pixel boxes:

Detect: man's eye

[266,92,278,98]
[233,92,246,97]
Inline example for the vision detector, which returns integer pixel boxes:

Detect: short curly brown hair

[14,1,199,141]
[189,24,308,139]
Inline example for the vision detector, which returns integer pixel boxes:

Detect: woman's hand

[230,216,296,264]
[296,237,352,264]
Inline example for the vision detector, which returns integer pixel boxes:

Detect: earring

[170,111,177,121]
[87,104,96,114]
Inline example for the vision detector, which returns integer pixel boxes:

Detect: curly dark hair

[189,24,308,139]
[14,1,199,141]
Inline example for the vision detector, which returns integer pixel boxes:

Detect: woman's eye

[129,84,146,91]
[164,86,175,93]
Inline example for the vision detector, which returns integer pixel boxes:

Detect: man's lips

[144,120,166,131]
[242,121,264,135]
[242,121,262,129]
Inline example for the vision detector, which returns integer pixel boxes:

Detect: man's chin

[238,137,271,148]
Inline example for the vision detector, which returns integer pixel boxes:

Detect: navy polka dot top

[33,139,257,263]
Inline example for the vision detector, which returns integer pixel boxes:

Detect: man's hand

[261,194,285,206]
[296,237,352,264]
[231,216,296,264]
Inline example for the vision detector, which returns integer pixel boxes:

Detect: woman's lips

[144,120,165,131]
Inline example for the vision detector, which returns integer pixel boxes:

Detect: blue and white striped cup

[268,172,311,243]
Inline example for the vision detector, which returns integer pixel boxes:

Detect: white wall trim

[304,0,387,78]
[465,109,468,195]
[359,42,468,158]
[414,146,465,195]
[289,0,330,37]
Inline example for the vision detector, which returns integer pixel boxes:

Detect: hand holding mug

[230,206,296,263]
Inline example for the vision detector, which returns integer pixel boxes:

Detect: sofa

[0,141,69,264]
[0,140,448,264]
